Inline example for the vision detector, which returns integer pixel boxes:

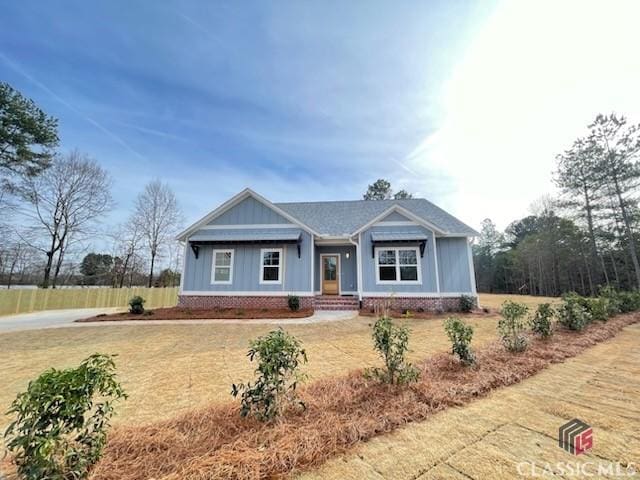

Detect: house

[177,188,479,311]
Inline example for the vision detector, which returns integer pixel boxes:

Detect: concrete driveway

[0,308,123,333]
[0,309,358,333]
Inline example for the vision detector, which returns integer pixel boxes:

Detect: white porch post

[354,233,363,302]
[432,233,441,294]
[310,234,315,294]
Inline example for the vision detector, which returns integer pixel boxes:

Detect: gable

[377,211,415,223]
[208,196,291,226]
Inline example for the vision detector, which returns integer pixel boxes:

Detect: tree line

[475,113,640,296]
[0,82,183,289]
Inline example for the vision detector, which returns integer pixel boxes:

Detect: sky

[2,0,640,235]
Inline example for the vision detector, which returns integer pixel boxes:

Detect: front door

[322,255,339,295]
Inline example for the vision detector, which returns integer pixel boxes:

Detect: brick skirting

[179,294,475,313]
[361,296,475,313]
[178,295,314,310]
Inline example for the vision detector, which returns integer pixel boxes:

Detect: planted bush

[618,290,640,313]
[529,303,554,338]
[586,297,609,322]
[231,329,307,421]
[128,295,145,314]
[4,354,127,480]
[287,294,300,312]
[498,300,529,352]
[444,317,475,365]
[365,316,419,385]
[557,293,592,331]
[459,295,475,313]
[599,286,622,317]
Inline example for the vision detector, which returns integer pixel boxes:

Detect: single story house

[177,188,479,311]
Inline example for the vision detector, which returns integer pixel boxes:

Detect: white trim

[352,204,447,236]
[362,292,476,298]
[466,237,478,294]
[177,188,320,241]
[319,253,341,295]
[373,221,418,227]
[310,234,315,293]
[432,233,441,294]
[211,249,234,285]
[259,247,283,285]
[350,234,363,302]
[198,223,296,230]
[374,246,422,285]
[314,238,352,246]
[181,291,315,297]
[179,241,187,294]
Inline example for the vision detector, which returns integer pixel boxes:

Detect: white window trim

[259,248,283,285]
[211,249,234,285]
[374,246,422,285]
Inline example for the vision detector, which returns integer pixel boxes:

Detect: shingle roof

[370,231,429,242]
[189,229,302,242]
[275,199,478,237]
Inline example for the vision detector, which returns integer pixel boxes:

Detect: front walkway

[0,309,358,333]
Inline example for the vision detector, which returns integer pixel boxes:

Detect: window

[260,248,283,284]
[375,247,421,284]
[211,249,234,284]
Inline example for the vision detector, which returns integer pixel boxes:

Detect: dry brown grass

[84,313,639,480]
[302,323,640,479]
[478,293,560,311]
[0,311,500,436]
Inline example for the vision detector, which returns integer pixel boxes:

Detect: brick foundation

[178,295,314,310]
[361,296,476,313]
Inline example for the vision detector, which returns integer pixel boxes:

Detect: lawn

[300,322,640,479]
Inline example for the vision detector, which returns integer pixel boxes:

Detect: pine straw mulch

[77,307,314,322]
[85,312,640,480]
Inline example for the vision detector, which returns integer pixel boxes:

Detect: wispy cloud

[0,52,148,161]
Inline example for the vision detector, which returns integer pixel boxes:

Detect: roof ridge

[275,198,426,205]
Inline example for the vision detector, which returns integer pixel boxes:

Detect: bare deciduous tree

[16,150,112,288]
[134,180,181,287]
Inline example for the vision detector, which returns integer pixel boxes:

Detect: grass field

[299,322,640,479]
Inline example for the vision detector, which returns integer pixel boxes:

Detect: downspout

[349,234,363,308]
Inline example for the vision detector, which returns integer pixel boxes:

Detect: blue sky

[2,0,639,233]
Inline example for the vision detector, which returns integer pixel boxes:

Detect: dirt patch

[86,313,639,480]
[76,307,314,322]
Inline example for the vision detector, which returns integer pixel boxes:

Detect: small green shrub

[557,293,592,331]
[529,303,554,338]
[618,290,640,313]
[444,317,475,365]
[231,329,307,421]
[287,294,300,312]
[459,295,475,313]
[586,297,609,322]
[128,296,145,314]
[599,286,622,317]
[4,354,127,480]
[498,300,529,352]
[365,316,419,385]
[401,309,414,319]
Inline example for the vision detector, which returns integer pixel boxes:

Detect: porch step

[314,295,359,310]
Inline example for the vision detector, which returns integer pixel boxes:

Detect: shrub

[4,354,127,480]
[365,316,419,385]
[287,294,300,311]
[459,295,475,313]
[443,317,475,365]
[529,303,554,338]
[557,293,592,331]
[599,286,622,317]
[231,329,307,421]
[498,300,529,352]
[618,290,640,313]
[586,297,609,322]
[128,295,145,314]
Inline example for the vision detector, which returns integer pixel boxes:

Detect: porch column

[353,233,363,302]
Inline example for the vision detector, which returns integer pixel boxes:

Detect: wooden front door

[321,255,339,295]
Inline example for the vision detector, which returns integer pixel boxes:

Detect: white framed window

[211,249,234,284]
[375,247,421,284]
[260,248,283,284]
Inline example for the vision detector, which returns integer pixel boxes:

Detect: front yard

[1,293,638,479]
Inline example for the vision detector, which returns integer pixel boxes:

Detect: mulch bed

[86,312,640,480]
[358,309,494,319]
[77,307,314,322]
